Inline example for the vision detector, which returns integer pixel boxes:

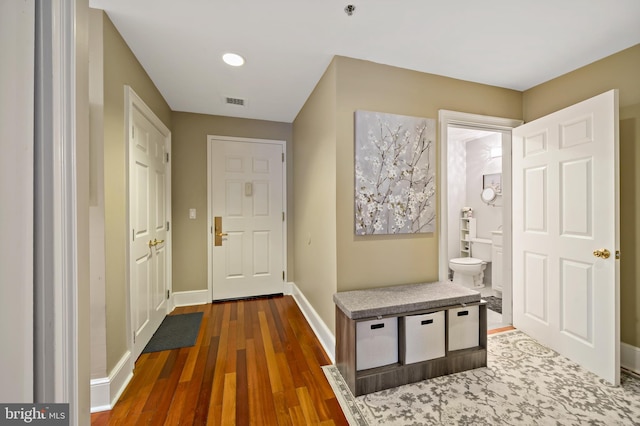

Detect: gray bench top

[333,281,481,320]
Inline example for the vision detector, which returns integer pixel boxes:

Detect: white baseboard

[621,342,640,375]
[172,289,209,307]
[288,282,336,363]
[89,377,110,413]
[90,350,133,413]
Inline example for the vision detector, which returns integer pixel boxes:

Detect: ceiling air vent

[225,96,246,107]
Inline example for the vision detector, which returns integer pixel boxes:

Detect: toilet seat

[450,257,483,266]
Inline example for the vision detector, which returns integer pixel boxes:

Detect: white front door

[129,90,171,360]
[512,90,619,384]
[209,137,285,300]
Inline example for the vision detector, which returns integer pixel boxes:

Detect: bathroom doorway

[438,110,523,330]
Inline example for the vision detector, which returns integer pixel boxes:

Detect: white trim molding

[289,282,335,363]
[621,342,640,375]
[172,290,210,307]
[90,350,133,413]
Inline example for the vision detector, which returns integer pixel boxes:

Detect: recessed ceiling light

[222,53,245,67]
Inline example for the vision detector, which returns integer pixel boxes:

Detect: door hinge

[132,229,135,241]
[282,271,285,281]
[616,250,621,260]
[133,332,136,344]
[167,289,170,299]
[282,212,285,222]
[166,221,170,231]
[282,153,284,162]
[166,152,170,163]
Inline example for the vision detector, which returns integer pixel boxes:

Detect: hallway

[91,296,348,425]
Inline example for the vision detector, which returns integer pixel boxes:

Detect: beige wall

[334,56,522,292]
[171,112,293,292]
[292,60,339,332]
[102,13,172,371]
[76,0,91,421]
[523,44,640,348]
[292,57,522,332]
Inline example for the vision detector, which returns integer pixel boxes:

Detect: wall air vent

[225,96,246,106]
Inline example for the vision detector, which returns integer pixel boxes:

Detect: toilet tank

[470,238,492,261]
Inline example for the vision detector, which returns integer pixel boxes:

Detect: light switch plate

[189,208,196,219]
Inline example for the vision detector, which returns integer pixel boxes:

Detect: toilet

[449,238,492,289]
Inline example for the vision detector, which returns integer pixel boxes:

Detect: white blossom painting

[355,110,436,235]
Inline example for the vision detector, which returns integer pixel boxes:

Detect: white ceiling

[448,127,498,144]
[89,0,640,123]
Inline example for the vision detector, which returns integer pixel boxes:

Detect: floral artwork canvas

[355,110,436,235]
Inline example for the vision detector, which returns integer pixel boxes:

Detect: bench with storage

[333,281,487,396]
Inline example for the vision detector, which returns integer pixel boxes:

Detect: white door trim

[438,110,522,325]
[125,86,172,357]
[207,135,287,302]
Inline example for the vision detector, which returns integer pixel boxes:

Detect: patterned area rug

[323,330,640,425]
[483,296,502,314]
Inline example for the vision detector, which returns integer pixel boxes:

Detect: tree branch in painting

[355,111,436,235]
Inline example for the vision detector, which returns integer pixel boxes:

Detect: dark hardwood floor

[91,296,348,425]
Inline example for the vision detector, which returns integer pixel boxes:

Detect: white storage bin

[402,311,445,364]
[448,306,479,351]
[356,317,398,370]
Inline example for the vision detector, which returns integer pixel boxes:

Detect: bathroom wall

[465,133,502,239]
[447,137,467,260]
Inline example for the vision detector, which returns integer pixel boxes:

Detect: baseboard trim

[289,282,336,363]
[173,289,209,307]
[90,350,133,413]
[89,377,110,413]
[621,342,640,375]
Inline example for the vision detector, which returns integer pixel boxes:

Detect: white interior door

[128,90,171,360]
[512,90,619,384]
[210,137,285,300]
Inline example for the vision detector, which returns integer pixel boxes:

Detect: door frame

[125,86,172,356]
[207,135,287,301]
[438,110,522,325]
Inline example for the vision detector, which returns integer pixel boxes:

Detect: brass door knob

[148,238,165,247]
[593,248,610,259]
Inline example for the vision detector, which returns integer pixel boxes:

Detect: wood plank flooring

[91,296,348,426]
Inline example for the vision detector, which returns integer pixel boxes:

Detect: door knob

[593,248,610,259]
[148,238,165,248]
